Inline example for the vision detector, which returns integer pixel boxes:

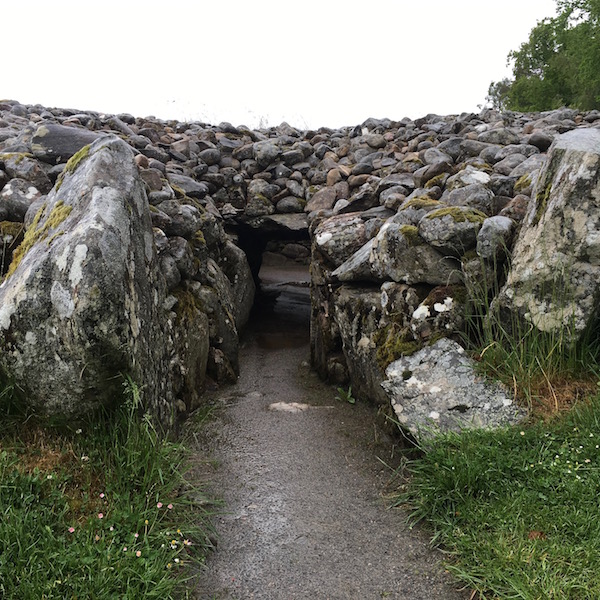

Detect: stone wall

[1,100,599,435]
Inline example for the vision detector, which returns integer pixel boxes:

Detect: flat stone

[381,338,527,441]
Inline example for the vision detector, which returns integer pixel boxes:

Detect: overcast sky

[3,1,557,129]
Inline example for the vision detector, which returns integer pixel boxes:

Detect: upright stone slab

[0,136,172,423]
[497,129,600,338]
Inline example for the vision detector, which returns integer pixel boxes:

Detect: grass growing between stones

[0,379,215,599]
[462,258,600,415]
[399,395,600,599]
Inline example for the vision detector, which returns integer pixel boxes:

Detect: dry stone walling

[1,100,599,439]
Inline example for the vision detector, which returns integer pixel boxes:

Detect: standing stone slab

[0,136,172,423]
[497,129,600,338]
[381,338,526,440]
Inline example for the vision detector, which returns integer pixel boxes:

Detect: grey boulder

[0,136,172,422]
[381,338,527,441]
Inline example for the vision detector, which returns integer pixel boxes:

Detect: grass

[462,256,600,414]
[0,378,216,599]
[399,395,600,599]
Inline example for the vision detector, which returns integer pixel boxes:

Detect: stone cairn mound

[1,100,599,438]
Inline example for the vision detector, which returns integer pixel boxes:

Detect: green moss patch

[0,152,34,165]
[374,323,420,370]
[514,173,532,193]
[424,173,448,189]
[5,201,73,279]
[172,288,205,325]
[55,144,92,191]
[400,196,442,211]
[425,206,486,224]
[399,224,422,247]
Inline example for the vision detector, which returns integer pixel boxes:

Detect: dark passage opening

[236,226,311,349]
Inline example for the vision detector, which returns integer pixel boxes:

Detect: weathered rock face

[0,136,171,422]
[382,338,526,441]
[497,129,600,338]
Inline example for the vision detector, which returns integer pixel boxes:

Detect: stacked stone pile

[1,99,599,435]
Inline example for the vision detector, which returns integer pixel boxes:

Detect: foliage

[399,395,600,599]
[487,0,600,111]
[0,378,216,599]
[335,385,356,405]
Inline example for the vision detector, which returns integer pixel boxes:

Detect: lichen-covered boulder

[409,285,466,342]
[168,294,210,414]
[332,286,389,405]
[476,215,514,261]
[0,136,172,422]
[1,153,52,193]
[219,239,255,331]
[418,206,486,257]
[313,213,367,268]
[497,129,600,338]
[381,338,527,441]
[369,222,461,285]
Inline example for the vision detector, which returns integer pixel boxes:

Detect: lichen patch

[68,244,88,287]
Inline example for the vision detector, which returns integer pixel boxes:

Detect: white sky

[3,0,557,129]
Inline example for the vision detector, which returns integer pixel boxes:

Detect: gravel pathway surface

[194,266,470,600]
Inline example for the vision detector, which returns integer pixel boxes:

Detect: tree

[488,0,600,111]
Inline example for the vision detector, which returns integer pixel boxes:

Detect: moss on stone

[170,184,187,198]
[253,193,271,205]
[534,182,552,226]
[424,173,447,189]
[399,224,422,247]
[514,173,532,193]
[425,206,486,224]
[172,288,204,325]
[0,152,34,165]
[191,230,206,248]
[374,323,420,370]
[0,221,25,241]
[180,196,206,214]
[55,144,92,191]
[400,196,441,211]
[5,200,73,279]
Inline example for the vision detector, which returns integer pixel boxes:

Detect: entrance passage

[194,255,469,599]
[253,255,311,349]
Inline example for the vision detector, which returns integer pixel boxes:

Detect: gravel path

[193,267,470,600]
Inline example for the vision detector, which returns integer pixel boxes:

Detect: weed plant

[335,385,356,404]
[400,394,600,599]
[0,378,215,599]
